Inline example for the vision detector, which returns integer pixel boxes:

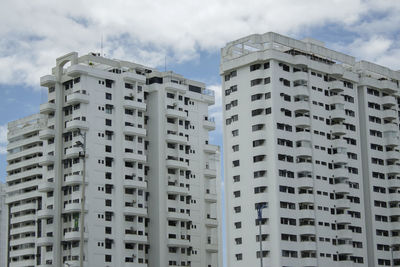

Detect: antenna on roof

[101,34,103,57]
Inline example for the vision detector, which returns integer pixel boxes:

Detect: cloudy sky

[1,0,400,264]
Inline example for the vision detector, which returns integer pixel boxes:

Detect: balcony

[122,71,146,83]
[164,82,187,93]
[337,242,353,254]
[166,108,187,119]
[123,99,146,111]
[328,80,344,92]
[383,123,398,133]
[299,225,315,235]
[294,116,311,128]
[294,101,309,113]
[388,179,400,189]
[336,214,352,224]
[203,117,216,130]
[293,85,309,97]
[331,64,344,76]
[387,151,400,161]
[167,211,190,221]
[331,109,346,121]
[206,243,218,253]
[297,162,313,172]
[298,178,314,188]
[124,179,147,189]
[37,209,54,219]
[166,158,188,170]
[166,133,187,144]
[331,124,346,136]
[10,225,36,235]
[298,209,314,219]
[65,147,82,159]
[38,181,54,192]
[9,247,35,258]
[64,174,84,186]
[296,131,311,141]
[123,153,147,163]
[65,120,88,131]
[37,236,54,246]
[382,95,397,106]
[391,206,400,217]
[298,194,314,204]
[205,218,218,228]
[205,192,217,203]
[337,229,352,239]
[293,71,308,81]
[383,109,397,120]
[39,102,56,114]
[204,144,218,154]
[167,238,190,247]
[64,231,81,241]
[297,147,312,157]
[204,168,217,178]
[336,198,351,209]
[39,154,55,166]
[388,165,400,175]
[167,185,189,195]
[39,128,55,139]
[66,64,89,77]
[386,135,399,147]
[124,125,147,137]
[64,203,82,213]
[40,75,57,87]
[331,95,343,104]
[335,183,350,194]
[124,233,148,244]
[123,206,147,216]
[332,154,348,165]
[66,92,89,105]
[334,168,349,179]
[381,79,398,93]
[332,139,347,149]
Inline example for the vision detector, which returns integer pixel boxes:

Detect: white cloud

[1,0,400,88]
[0,124,7,155]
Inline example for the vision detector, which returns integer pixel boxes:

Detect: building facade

[0,182,7,267]
[221,32,400,267]
[6,52,221,267]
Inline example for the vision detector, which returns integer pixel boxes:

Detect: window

[105,146,112,153]
[105,255,112,262]
[253,139,265,147]
[250,63,261,71]
[232,130,239,136]
[233,160,240,167]
[252,109,263,116]
[233,191,241,198]
[253,155,266,162]
[105,93,112,100]
[105,119,112,126]
[235,253,243,261]
[252,124,264,132]
[232,145,239,152]
[234,222,242,229]
[251,79,263,87]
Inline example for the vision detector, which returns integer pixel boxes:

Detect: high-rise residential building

[0,182,8,267]
[6,52,221,267]
[221,32,400,267]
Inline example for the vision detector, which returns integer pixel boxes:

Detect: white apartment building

[221,32,400,267]
[6,52,221,267]
[0,182,8,267]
